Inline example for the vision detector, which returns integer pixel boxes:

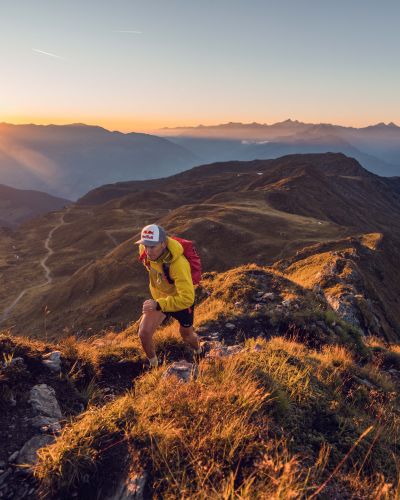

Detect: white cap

[135,224,167,246]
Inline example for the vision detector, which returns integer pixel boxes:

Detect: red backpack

[139,236,202,285]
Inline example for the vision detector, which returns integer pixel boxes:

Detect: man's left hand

[142,299,158,313]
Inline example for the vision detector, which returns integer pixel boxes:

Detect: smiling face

[145,241,167,261]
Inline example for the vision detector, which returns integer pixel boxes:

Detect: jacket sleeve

[156,257,194,312]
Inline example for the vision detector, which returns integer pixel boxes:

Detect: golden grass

[34,334,400,498]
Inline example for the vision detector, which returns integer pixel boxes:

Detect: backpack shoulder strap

[162,263,174,284]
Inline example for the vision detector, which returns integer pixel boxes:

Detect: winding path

[0,210,67,325]
[104,229,119,247]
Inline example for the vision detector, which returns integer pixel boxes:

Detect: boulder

[28,384,62,419]
[16,435,54,466]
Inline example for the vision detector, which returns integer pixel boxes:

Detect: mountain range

[158,119,400,177]
[0,121,399,205]
[0,123,199,200]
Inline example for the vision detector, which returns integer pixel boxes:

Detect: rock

[0,461,5,469]
[16,435,54,466]
[254,304,263,311]
[30,416,62,433]
[28,384,62,419]
[326,293,361,327]
[282,299,292,307]
[42,351,61,372]
[253,344,263,352]
[207,345,243,359]
[262,292,275,300]
[163,361,197,383]
[108,471,148,500]
[8,451,19,463]
[234,302,242,307]
[225,323,236,330]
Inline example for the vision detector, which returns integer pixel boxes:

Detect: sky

[0,0,399,132]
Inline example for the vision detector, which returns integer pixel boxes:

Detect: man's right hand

[142,299,158,313]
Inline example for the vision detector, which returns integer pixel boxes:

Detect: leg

[179,325,200,351]
[138,310,166,360]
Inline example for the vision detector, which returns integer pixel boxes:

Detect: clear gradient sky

[1,0,399,132]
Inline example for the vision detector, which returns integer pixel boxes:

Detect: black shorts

[164,304,194,328]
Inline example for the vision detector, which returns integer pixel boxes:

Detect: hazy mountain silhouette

[159,120,400,176]
[0,123,199,199]
[0,184,70,227]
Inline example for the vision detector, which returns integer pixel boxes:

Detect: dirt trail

[0,210,68,324]
[105,229,119,247]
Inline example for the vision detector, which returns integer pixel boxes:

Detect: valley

[1,153,399,340]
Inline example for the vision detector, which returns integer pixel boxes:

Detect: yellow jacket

[139,237,195,312]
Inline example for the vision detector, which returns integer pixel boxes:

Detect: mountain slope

[1,153,400,340]
[2,261,399,498]
[0,123,199,199]
[0,184,70,227]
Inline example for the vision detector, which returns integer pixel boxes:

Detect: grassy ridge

[2,263,400,498]
[34,334,400,498]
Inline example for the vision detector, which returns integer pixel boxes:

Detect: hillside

[1,263,399,498]
[0,184,70,228]
[0,123,198,199]
[1,153,400,341]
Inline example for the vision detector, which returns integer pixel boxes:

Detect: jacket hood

[164,237,183,263]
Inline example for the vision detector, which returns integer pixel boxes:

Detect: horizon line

[1,118,399,134]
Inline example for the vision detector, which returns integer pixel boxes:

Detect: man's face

[145,241,167,260]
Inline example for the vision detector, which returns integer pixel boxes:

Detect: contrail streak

[32,48,63,59]
[112,30,142,34]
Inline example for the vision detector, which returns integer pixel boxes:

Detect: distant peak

[281,118,299,124]
[370,122,399,129]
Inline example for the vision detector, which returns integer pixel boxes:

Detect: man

[135,224,201,368]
